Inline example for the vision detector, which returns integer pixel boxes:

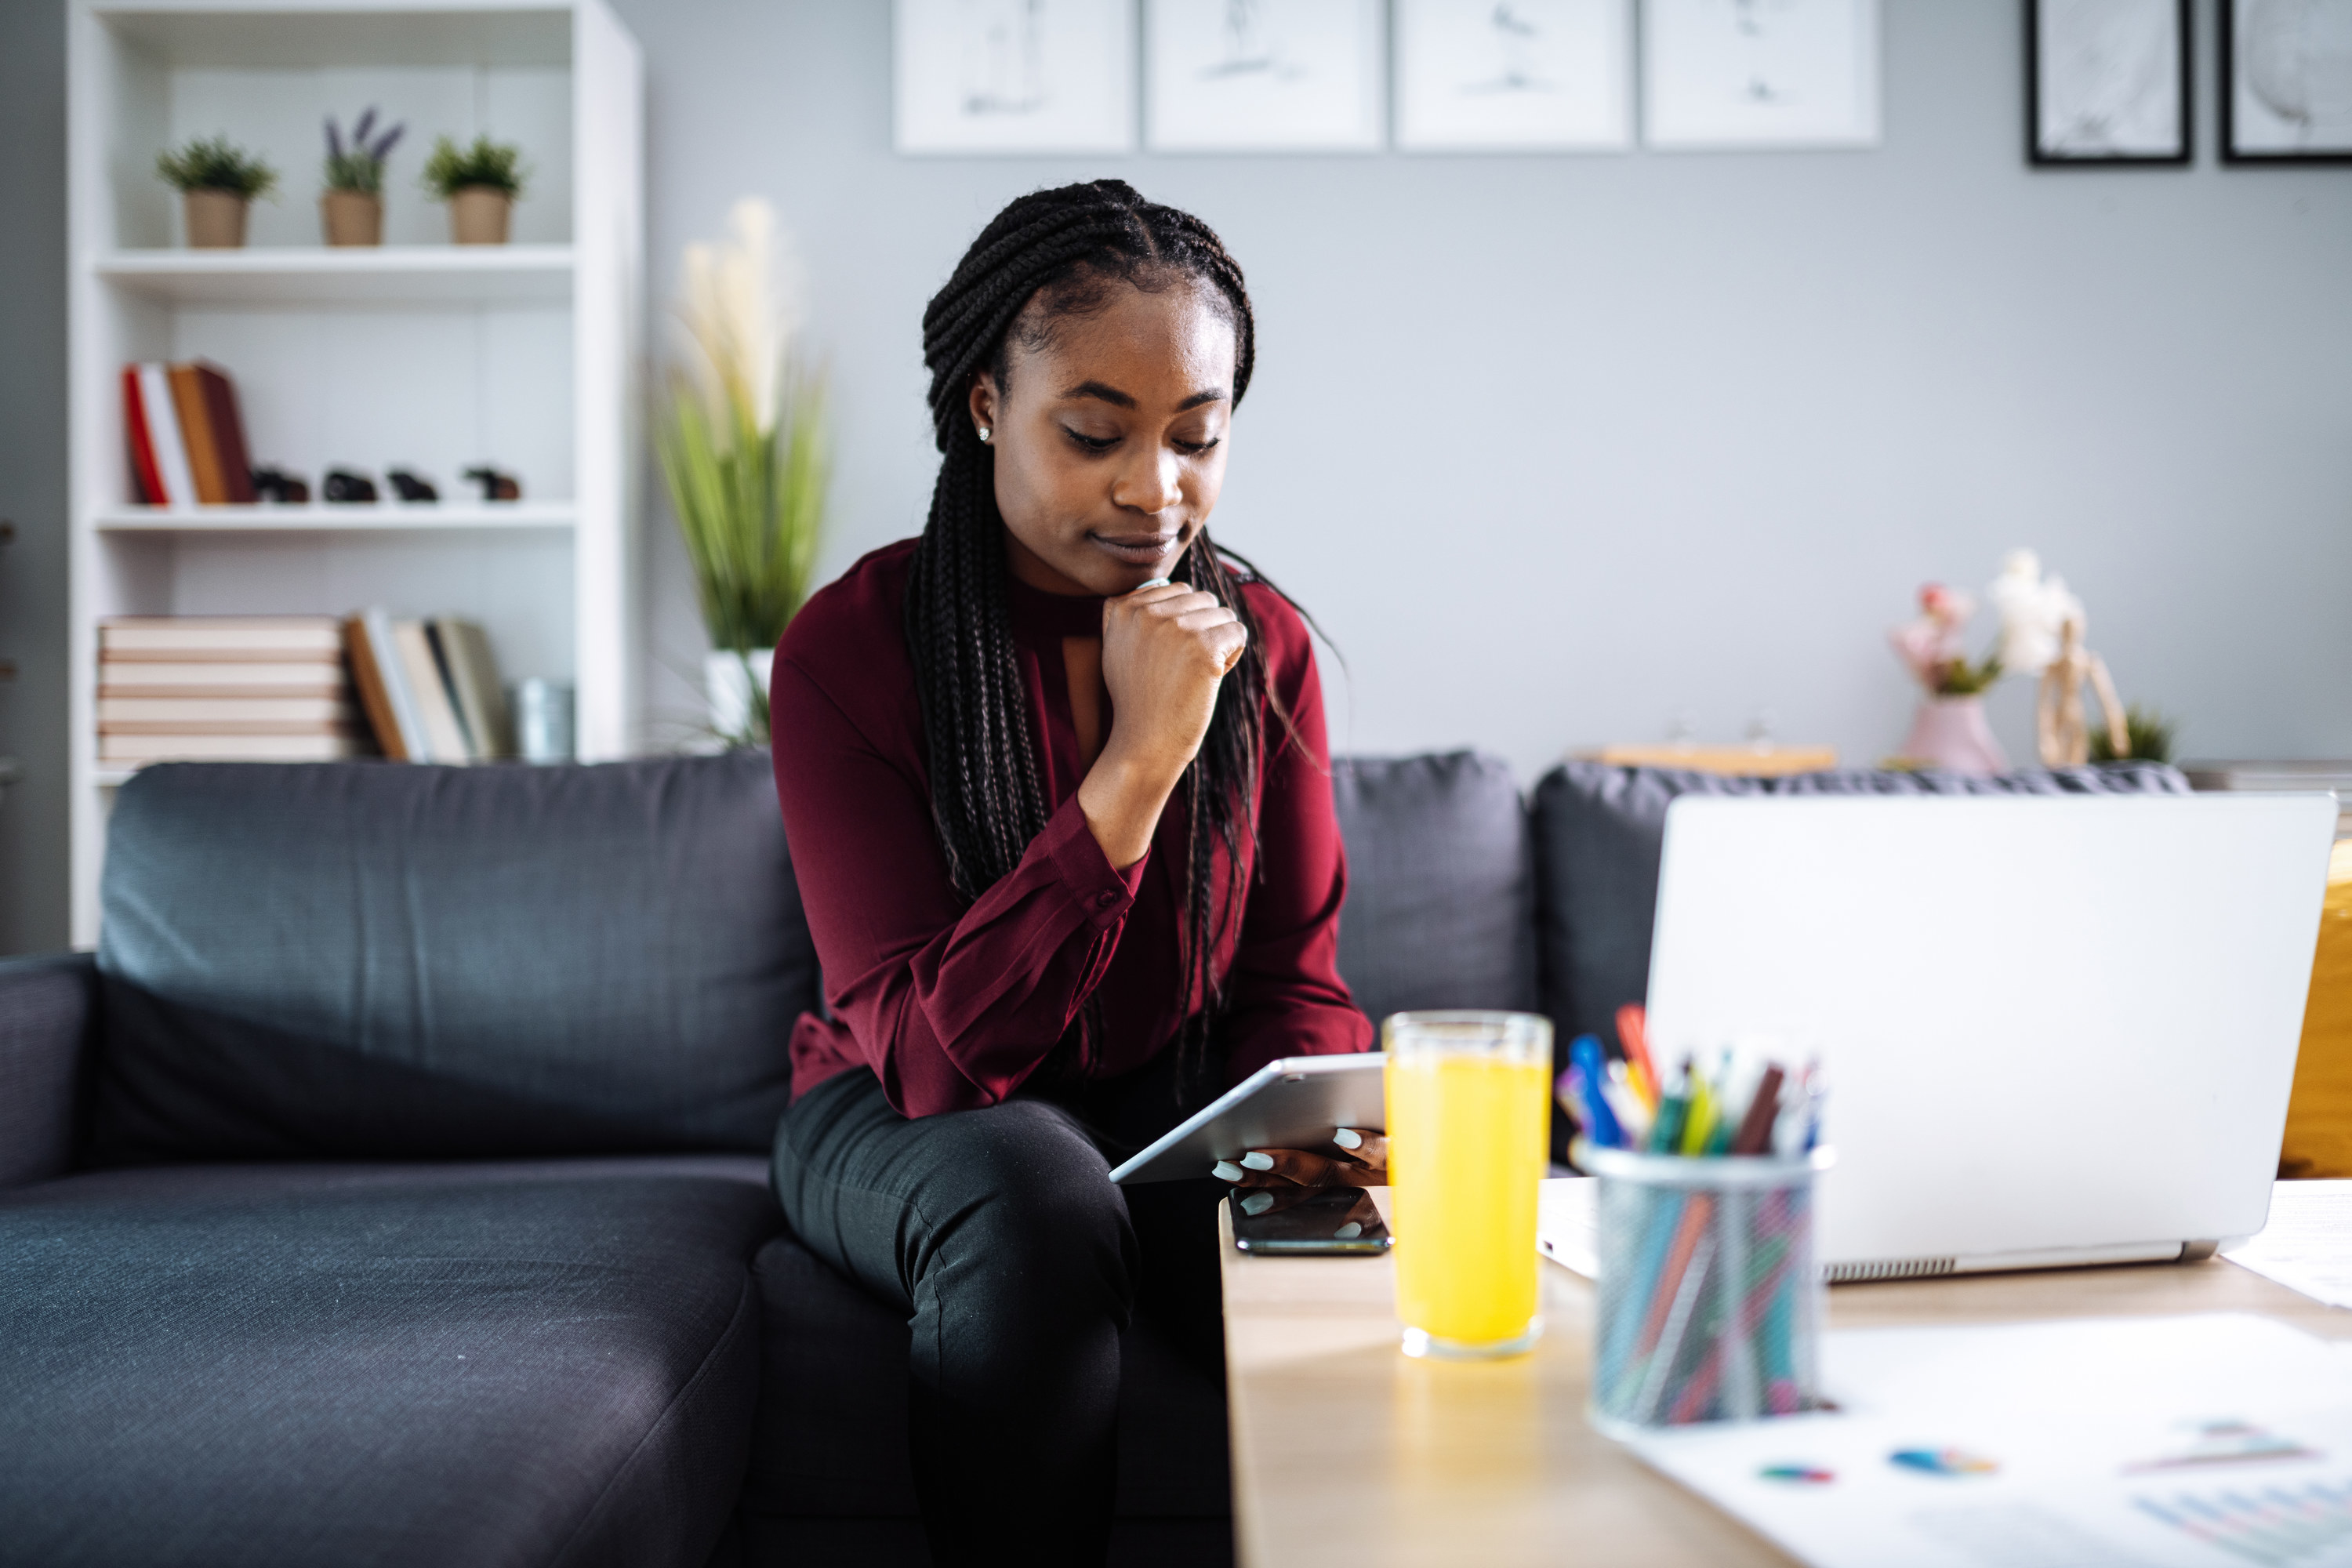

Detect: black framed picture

[2223,0,2352,163]
[2026,0,2193,165]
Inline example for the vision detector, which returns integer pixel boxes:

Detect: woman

[768,180,1377,1565]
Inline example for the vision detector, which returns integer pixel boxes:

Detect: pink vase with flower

[1900,695,2008,775]
[1888,583,2010,775]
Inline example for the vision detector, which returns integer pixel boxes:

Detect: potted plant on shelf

[156,136,278,249]
[423,135,525,245]
[656,198,829,747]
[1888,583,2008,774]
[320,109,403,247]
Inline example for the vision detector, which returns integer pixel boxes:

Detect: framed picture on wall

[894,0,1137,154]
[2026,0,2191,165]
[1641,0,1881,150]
[2223,0,2352,163]
[1394,0,1634,152]
[1145,0,1385,152]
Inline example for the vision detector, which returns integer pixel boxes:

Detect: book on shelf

[100,733,366,764]
[96,615,368,769]
[122,360,256,507]
[99,661,348,697]
[429,619,514,761]
[100,617,345,658]
[343,610,512,763]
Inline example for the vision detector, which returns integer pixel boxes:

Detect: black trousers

[769,1062,1226,1567]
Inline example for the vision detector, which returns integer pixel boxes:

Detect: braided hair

[906,179,1283,1082]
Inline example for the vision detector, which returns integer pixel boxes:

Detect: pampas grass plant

[656,198,829,746]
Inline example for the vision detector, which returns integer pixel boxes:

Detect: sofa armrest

[0,952,96,1189]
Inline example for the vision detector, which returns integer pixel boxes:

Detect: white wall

[615,0,2352,782]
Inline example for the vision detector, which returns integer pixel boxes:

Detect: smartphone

[1229,1186,1392,1254]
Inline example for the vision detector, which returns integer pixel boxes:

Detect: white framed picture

[1642,0,1882,151]
[895,0,1137,155]
[1395,0,1633,151]
[1145,0,1385,152]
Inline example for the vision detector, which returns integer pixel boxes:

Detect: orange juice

[1384,1013,1553,1357]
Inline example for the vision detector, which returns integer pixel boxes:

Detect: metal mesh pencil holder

[1583,1144,1835,1436]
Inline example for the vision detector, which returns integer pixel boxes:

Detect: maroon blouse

[769,539,1372,1120]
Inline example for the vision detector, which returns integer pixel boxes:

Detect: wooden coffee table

[1219,1188,2352,1568]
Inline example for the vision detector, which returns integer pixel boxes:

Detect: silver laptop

[1539,793,2336,1283]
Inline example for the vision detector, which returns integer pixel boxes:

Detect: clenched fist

[1077,580,1247,869]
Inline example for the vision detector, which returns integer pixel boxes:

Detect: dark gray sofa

[0,750,2184,1566]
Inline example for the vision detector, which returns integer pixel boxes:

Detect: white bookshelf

[67,0,644,945]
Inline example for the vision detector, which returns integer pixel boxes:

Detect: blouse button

[1096,891,1118,909]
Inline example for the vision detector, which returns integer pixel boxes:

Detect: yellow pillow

[2281,840,2352,1179]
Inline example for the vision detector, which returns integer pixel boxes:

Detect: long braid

[906,180,1285,1087]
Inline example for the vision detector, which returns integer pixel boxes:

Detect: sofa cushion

[1330,752,1536,1027]
[1531,760,2195,1046]
[0,1154,777,1568]
[739,1231,1232,1526]
[93,754,815,1162]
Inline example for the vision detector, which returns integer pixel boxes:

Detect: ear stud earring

[977,426,992,442]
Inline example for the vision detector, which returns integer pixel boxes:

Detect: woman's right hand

[1098,581,1245,780]
[1079,580,1246,867]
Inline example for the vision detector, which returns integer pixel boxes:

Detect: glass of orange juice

[1384,1010,1554,1360]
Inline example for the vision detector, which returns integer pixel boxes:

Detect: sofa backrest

[93,754,818,1163]
[1330,752,1537,1028]
[1530,759,2194,1047]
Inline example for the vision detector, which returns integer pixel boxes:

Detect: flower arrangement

[324,109,404,194]
[1888,584,2003,696]
[421,135,526,199]
[656,198,830,746]
[155,136,278,198]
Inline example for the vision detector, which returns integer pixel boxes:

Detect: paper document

[1627,1314,2352,1568]
[2226,1181,2352,1311]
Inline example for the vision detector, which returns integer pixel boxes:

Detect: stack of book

[343,610,513,763]
[98,617,365,765]
[122,361,257,506]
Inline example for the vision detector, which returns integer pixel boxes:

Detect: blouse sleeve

[769,655,1147,1119]
[1216,604,1377,1084]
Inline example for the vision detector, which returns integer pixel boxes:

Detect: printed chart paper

[1626,1315,2352,1568]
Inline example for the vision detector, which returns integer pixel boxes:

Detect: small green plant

[324,108,404,194]
[2090,703,2179,764]
[422,135,526,200]
[1935,652,2005,696]
[155,136,278,198]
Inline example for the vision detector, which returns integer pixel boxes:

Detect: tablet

[1107,1052,1385,1185]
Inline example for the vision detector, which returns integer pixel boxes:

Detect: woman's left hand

[1212,1128,1387,1189]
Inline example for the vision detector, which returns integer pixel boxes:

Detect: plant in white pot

[157,136,278,249]
[657,198,829,747]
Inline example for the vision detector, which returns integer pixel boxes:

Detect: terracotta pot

[1900,695,2009,775]
[448,187,512,245]
[320,189,383,246]
[183,191,249,249]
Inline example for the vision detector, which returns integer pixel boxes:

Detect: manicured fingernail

[1334,1221,1363,1240]
[1213,1160,1245,1182]
[1240,1192,1274,1215]
[1333,1128,1363,1149]
[1240,1152,1275,1171]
